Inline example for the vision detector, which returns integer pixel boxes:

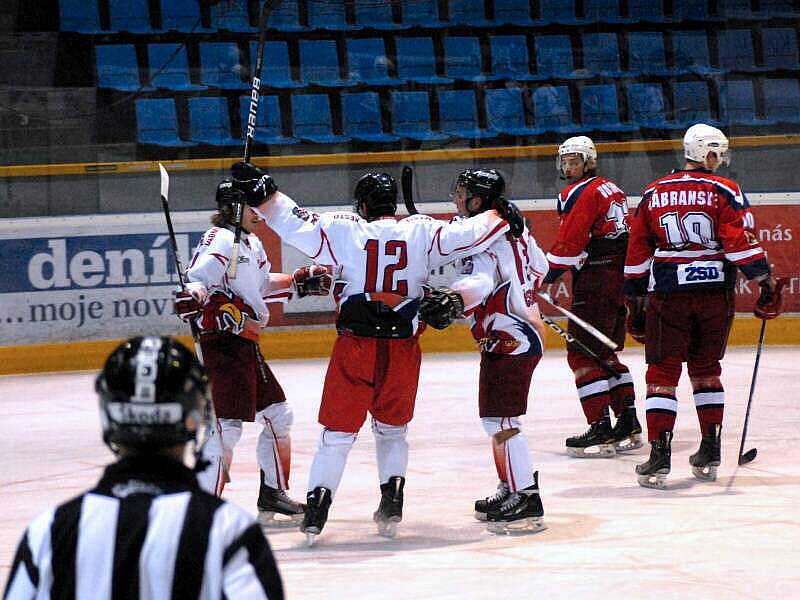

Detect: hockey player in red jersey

[625,124,785,489]
[420,169,549,535]
[543,136,642,458]
[232,162,523,545]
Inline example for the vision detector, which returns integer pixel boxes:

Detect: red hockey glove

[174,290,202,321]
[293,265,333,297]
[624,296,647,344]
[754,277,788,320]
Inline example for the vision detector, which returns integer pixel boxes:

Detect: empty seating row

[96,29,800,92]
[60,0,800,35]
[134,78,800,147]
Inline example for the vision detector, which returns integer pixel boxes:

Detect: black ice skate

[474,481,510,522]
[373,476,405,538]
[300,487,332,547]
[689,424,721,482]
[257,471,306,528]
[636,431,673,489]
[565,416,616,458]
[611,407,643,452]
[486,472,546,535]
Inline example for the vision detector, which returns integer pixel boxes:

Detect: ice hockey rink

[2,346,799,598]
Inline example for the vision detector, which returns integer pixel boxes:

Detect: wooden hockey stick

[401,166,419,215]
[541,314,621,378]
[228,0,283,279]
[738,319,766,465]
[537,291,619,351]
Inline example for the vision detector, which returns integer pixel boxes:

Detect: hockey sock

[609,366,635,417]
[575,373,611,423]
[256,402,294,490]
[372,418,409,484]
[693,387,724,434]
[484,417,534,492]
[307,428,357,497]
[644,393,677,442]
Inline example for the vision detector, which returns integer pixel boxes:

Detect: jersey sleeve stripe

[624,259,652,275]
[725,247,765,262]
[545,251,587,267]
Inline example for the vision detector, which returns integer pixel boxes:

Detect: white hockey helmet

[683,124,730,167]
[556,136,597,174]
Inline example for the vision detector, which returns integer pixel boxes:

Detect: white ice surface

[2,347,800,599]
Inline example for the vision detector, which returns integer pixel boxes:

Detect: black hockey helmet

[216,178,244,207]
[452,169,506,215]
[96,336,209,453]
[353,172,397,220]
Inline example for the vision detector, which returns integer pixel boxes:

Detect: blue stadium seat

[761,28,800,71]
[390,91,450,141]
[671,31,720,75]
[160,0,212,32]
[580,84,635,131]
[291,94,351,143]
[438,89,494,139]
[199,42,247,89]
[250,41,301,89]
[535,35,589,79]
[148,43,206,91]
[109,0,160,33]
[135,98,195,147]
[671,0,722,21]
[396,37,453,84]
[532,84,584,133]
[342,92,400,142]
[266,0,310,32]
[444,36,485,82]
[672,81,717,127]
[95,45,152,91]
[239,95,297,145]
[493,0,540,26]
[354,0,408,29]
[583,0,631,24]
[399,0,447,27]
[627,82,680,128]
[484,88,540,136]
[59,0,104,33]
[189,97,240,146]
[716,0,769,20]
[448,0,494,27]
[717,30,766,73]
[209,0,255,32]
[347,38,401,86]
[582,33,624,77]
[539,0,587,25]
[762,78,800,123]
[299,40,350,87]
[718,80,767,125]
[307,0,351,31]
[760,0,799,17]
[490,35,537,81]
[627,32,678,76]
[626,0,670,22]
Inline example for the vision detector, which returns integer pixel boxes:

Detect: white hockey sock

[195,421,224,495]
[482,417,535,492]
[307,428,357,498]
[256,403,294,490]
[219,418,243,472]
[372,417,409,484]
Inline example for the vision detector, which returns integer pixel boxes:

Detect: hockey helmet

[556,136,597,175]
[353,172,398,220]
[683,124,730,167]
[96,337,209,452]
[451,169,506,215]
[216,178,244,207]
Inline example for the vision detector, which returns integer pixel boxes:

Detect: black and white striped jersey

[3,455,283,600]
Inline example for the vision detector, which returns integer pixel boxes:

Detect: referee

[3,336,284,600]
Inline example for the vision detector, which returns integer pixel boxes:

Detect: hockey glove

[419,287,465,330]
[174,287,206,321]
[293,265,334,297]
[231,161,278,207]
[624,296,647,344]
[754,276,788,320]
[494,197,525,238]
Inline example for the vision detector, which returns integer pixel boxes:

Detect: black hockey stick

[738,319,767,465]
[541,314,621,378]
[401,166,419,215]
[228,0,283,279]
[538,291,619,351]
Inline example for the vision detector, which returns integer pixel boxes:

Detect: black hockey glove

[419,287,465,330]
[494,197,525,238]
[231,161,278,207]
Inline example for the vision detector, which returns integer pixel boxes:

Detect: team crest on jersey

[217,302,246,335]
[470,282,542,355]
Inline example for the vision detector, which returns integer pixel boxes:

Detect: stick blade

[738,448,757,465]
[401,166,417,215]
[159,163,169,202]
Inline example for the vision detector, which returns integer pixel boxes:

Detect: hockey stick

[738,319,766,465]
[541,314,621,378]
[537,291,619,351]
[228,0,283,279]
[401,166,419,215]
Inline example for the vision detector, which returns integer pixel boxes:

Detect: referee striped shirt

[3,455,283,600]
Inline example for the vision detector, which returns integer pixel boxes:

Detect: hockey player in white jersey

[231,162,523,545]
[420,169,548,534]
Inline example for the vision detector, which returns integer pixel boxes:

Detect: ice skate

[256,471,306,528]
[689,424,721,482]
[300,487,331,547]
[474,481,510,522]
[636,431,672,489]
[486,472,546,535]
[373,476,404,538]
[611,407,643,452]
[565,416,616,458]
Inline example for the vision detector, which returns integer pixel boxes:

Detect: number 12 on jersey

[364,239,409,296]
